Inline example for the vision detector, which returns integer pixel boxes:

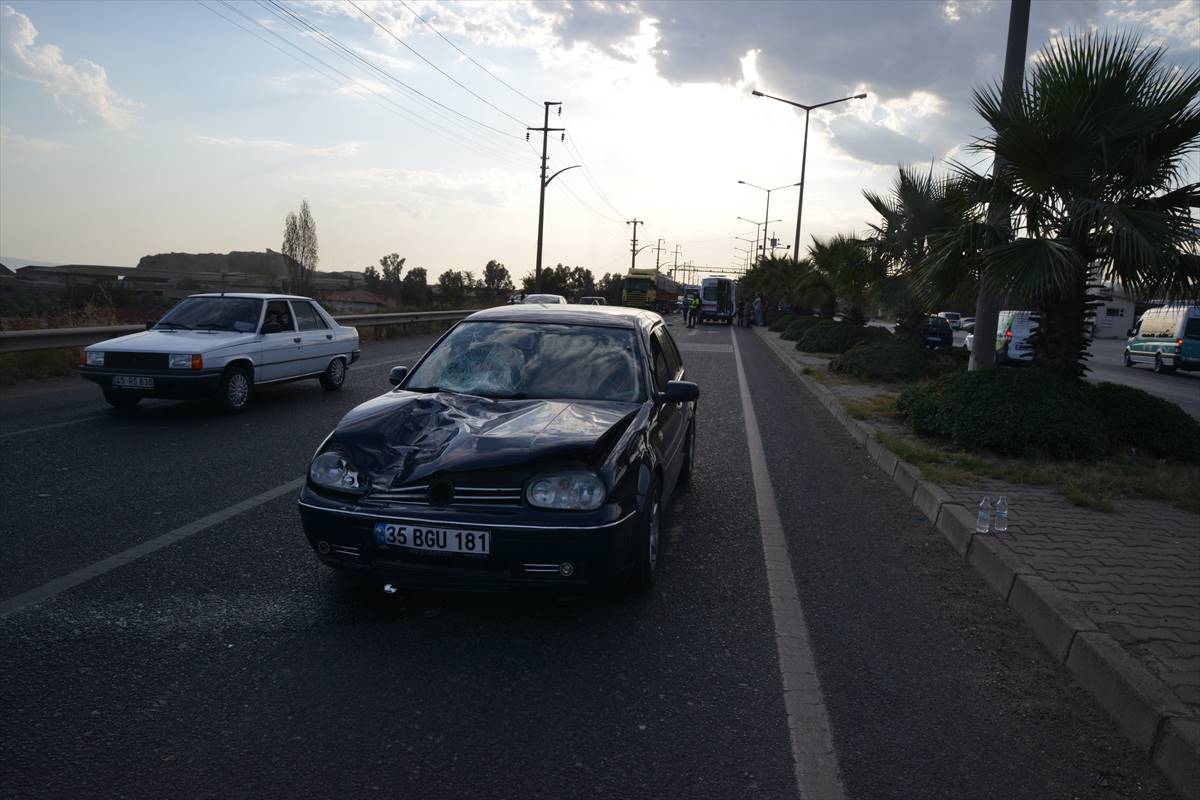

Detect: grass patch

[875,430,1200,514]
[0,348,82,385]
[843,393,899,420]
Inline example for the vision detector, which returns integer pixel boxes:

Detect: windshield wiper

[194,324,235,332]
[406,385,444,393]
[154,322,191,330]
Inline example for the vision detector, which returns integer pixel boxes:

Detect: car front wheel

[1154,353,1176,375]
[320,357,347,391]
[633,482,662,592]
[1124,350,1133,368]
[218,365,253,413]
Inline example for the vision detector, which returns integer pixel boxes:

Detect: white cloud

[1106,0,1200,51]
[0,5,142,130]
[196,136,364,158]
[0,127,68,152]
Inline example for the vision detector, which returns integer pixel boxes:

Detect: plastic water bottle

[994,497,1008,533]
[976,497,992,534]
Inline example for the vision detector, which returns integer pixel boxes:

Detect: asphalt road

[0,324,1175,799]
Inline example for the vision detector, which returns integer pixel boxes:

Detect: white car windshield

[157,297,263,332]
[405,322,643,402]
[522,294,564,304]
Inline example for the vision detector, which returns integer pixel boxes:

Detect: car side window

[658,328,683,379]
[261,300,294,334]
[649,330,671,393]
[291,301,327,331]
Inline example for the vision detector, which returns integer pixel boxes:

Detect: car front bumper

[298,485,639,591]
[79,366,223,399]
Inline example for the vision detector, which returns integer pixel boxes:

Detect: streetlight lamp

[738,180,801,260]
[737,216,781,265]
[751,89,867,259]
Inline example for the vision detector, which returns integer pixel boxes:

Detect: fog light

[317,540,331,554]
[558,562,575,577]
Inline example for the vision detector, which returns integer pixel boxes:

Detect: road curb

[754,326,1199,799]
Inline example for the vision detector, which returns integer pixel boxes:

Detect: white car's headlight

[86,351,105,367]
[309,451,366,493]
[527,472,606,510]
[169,353,198,369]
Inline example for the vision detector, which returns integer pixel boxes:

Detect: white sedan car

[80,293,359,412]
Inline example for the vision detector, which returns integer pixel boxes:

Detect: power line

[346,0,530,128]
[563,131,627,218]
[397,0,541,108]
[262,0,522,141]
[204,1,526,169]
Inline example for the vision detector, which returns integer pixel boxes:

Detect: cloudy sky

[1,0,1197,281]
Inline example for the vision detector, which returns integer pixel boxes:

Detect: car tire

[633,481,662,592]
[319,357,347,391]
[1124,350,1133,368]
[217,364,253,413]
[678,419,696,485]
[102,389,141,410]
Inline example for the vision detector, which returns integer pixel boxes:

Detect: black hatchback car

[298,305,699,592]
[924,315,954,348]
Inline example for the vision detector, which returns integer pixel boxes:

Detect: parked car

[996,310,1038,365]
[960,317,975,332]
[578,296,607,305]
[298,305,699,592]
[521,294,568,305]
[80,293,360,412]
[937,311,963,330]
[963,332,974,351]
[924,316,954,348]
[1124,304,1200,374]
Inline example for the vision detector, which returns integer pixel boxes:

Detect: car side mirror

[661,380,699,404]
[389,366,408,386]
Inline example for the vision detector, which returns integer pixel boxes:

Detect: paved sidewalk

[755,328,1200,768]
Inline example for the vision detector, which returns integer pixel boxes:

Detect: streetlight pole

[751,90,867,259]
[738,180,801,261]
[528,101,579,292]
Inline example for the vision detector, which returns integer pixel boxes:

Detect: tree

[379,253,405,304]
[400,267,429,307]
[437,270,468,306]
[363,266,381,292]
[808,235,883,325]
[281,199,318,293]
[482,259,514,299]
[932,32,1200,377]
[597,273,625,305]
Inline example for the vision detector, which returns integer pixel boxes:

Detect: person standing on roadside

[753,293,763,326]
[688,293,701,328]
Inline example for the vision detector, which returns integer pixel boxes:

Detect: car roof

[466,304,662,330]
[188,292,313,301]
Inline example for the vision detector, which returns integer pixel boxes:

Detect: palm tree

[933,31,1200,377]
[738,256,834,316]
[808,234,883,325]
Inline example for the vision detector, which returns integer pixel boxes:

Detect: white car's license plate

[373,522,490,555]
[112,375,154,389]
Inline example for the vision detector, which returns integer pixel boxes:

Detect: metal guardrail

[0,309,475,354]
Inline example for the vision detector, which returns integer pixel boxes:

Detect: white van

[1125,305,1200,373]
[995,310,1038,365]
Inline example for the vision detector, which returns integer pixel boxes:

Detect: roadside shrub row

[768,314,797,333]
[780,316,822,341]
[896,369,1200,463]
[796,320,892,354]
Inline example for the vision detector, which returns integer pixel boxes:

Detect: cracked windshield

[1,1,1197,799]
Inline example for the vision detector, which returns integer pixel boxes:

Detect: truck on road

[622,268,683,314]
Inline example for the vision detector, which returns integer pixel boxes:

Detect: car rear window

[405,321,644,402]
[1185,317,1200,339]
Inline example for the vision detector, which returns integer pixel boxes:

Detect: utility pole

[653,238,666,271]
[528,102,578,293]
[672,244,681,281]
[970,0,1030,372]
[626,219,644,272]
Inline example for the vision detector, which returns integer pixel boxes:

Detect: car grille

[104,352,169,369]
[362,484,524,509]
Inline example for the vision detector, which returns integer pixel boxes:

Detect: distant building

[325,289,388,313]
[1093,283,1138,340]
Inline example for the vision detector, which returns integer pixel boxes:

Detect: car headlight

[86,351,104,367]
[309,451,367,494]
[526,472,606,510]
[169,353,202,369]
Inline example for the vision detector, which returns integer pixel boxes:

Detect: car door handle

[325,334,333,340]
[293,337,302,343]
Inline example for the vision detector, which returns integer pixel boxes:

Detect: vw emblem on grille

[429,481,454,507]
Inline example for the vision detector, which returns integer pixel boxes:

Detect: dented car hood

[327,390,641,487]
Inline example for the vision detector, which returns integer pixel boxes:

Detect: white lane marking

[677,343,733,353]
[0,351,426,439]
[730,328,847,800]
[0,477,305,620]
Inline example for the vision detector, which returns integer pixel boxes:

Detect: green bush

[831,341,928,383]
[780,316,822,341]
[1089,382,1200,463]
[796,321,892,354]
[768,314,797,332]
[896,369,1109,461]
[925,346,970,378]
